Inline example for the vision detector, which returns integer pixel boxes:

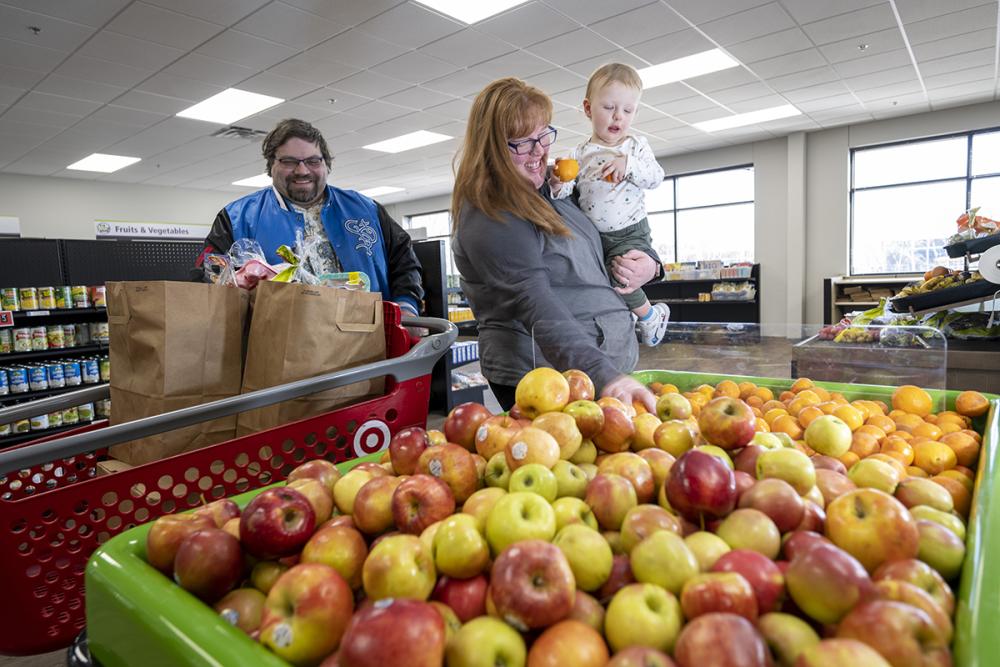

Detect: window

[850,128,1000,274]
[403,210,456,276]
[647,165,755,264]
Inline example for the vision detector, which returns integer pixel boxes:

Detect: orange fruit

[659,383,679,395]
[911,422,942,441]
[955,390,989,417]
[811,386,831,402]
[960,429,982,443]
[912,441,957,475]
[839,451,860,468]
[817,401,838,415]
[849,432,880,458]
[830,392,848,405]
[881,437,915,466]
[790,378,814,393]
[745,395,764,409]
[923,414,939,425]
[552,157,579,182]
[751,407,763,418]
[797,406,824,428]
[695,384,714,396]
[892,385,934,417]
[872,400,890,415]
[755,418,770,432]
[868,453,908,479]
[754,387,774,402]
[932,476,971,517]
[833,404,864,431]
[892,413,925,434]
[762,400,786,413]
[906,466,929,478]
[937,421,962,435]
[866,414,896,434]
[714,380,740,398]
[893,430,913,441]
[856,425,887,443]
[772,415,803,440]
[779,390,795,403]
[939,432,980,468]
[764,408,789,425]
[888,409,907,420]
[787,397,813,417]
[738,382,757,399]
[850,401,873,421]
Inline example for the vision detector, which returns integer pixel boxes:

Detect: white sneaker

[636,302,670,346]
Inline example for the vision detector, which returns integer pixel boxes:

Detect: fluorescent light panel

[693,104,802,132]
[177,88,284,124]
[363,130,451,153]
[414,0,530,23]
[67,153,141,173]
[359,186,405,197]
[232,174,272,187]
[638,49,740,89]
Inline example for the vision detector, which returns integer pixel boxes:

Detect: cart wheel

[66,630,102,667]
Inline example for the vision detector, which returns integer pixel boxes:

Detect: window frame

[849,126,1000,276]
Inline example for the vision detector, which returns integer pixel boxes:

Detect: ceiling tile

[796,92,861,111]
[0,4,95,51]
[729,93,793,112]
[113,89,195,115]
[646,0,773,24]
[710,82,779,105]
[238,72,319,99]
[563,49,648,78]
[38,118,130,152]
[684,67,760,93]
[523,68,587,94]
[80,31,185,71]
[895,0,996,24]
[528,29,619,65]
[143,0,270,26]
[747,48,828,78]
[779,0,884,25]
[308,28,408,68]
[853,80,925,102]
[0,84,24,107]
[106,2,223,50]
[0,0,130,28]
[136,72,225,102]
[476,3,579,47]
[0,63,45,89]
[4,148,81,175]
[0,132,46,167]
[628,28,717,65]
[767,65,842,92]
[472,50,554,79]
[726,27,814,64]
[88,104,169,128]
[640,82,698,105]
[357,3,462,48]
[2,105,80,129]
[833,49,912,78]
[842,65,919,92]
[912,28,995,62]
[234,2,345,48]
[338,100,412,127]
[928,78,996,102]
[52,55,153,88]
[294,86,369,112]
[108,117,216,157]
[0,38,67,74]
[34,74,127,103]
[924,64,996,88]
[0,118,63,141]
[701,3,797,45]
[280,0,403,26]
[423,69,496,97]
[782,81,853,103]
[163,53,258,87]
[327,70,410,99]
[817,27,906,63]
[14,91,102,116]
[196,30,298,70]
[243,100,332,124]
[372,52,461,85]
[417,28,514,67]
[424,97,473,121]
[904,4,1000,44]
[266,49,360,86]
[800,4,897,45]
[382,86,464,110]
[588,3,688,47]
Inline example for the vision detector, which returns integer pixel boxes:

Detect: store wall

[0,172,232,240]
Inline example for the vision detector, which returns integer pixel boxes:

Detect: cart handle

[0,317,457,477]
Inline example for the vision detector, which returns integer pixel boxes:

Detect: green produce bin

[84,372,998,667]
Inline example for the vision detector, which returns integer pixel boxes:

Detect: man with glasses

[193,118,423,317]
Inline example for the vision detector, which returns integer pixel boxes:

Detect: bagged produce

[236,280,385,437]
[106,281,249,465]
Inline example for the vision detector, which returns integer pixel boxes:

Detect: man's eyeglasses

[507,126,557,155]
[276,156,326,169]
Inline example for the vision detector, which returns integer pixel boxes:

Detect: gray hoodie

[453,185,644,390]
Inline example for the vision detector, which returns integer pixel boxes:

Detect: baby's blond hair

[585,63,643,101]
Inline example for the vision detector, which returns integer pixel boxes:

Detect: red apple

[431,574,488,623]
[214,587,266,634]
[680,572,758,622]
[301,524,368,589]
[193,498,240,528]
[490,539,576,630]
[563,369,596,402]
[733,445,765,476]
[711,549,785,614]
[505,426,561,470]
[607,647,677,667]
[674,612,769,667]
[594,406,635,453]
[239,487,315,560]
[596,553,635,604]
[533,411,584,460]
[811,455,848,476]
[417,442,479,503]
[638,448,675,491]
[665,449,737,524]
[173,528,243,602]
[599,452,656,503]
[796,639,892,666]
[145,513,215,573]
[738,478,805,533]
[475,415,527,460]
[781,530,832,561]
[620,504,683,553]
[445,402,493,451]
[873,558,955,616]
[527,619,608,667]
[836,600,952,666]
[320,514,355,531]
[339,598,444,667]
[352,475,403,536]
[814,469,856,506]
[796,501,826,533]
[568,590,605,634]
[287,478,334,526]
[260,563,354,665]
[585,473,638,530]
[733,470,755,499]
[698,397,756,450]
[872,579,953,643]
[391,474,456,535]
[287,458,342,496]
[785,542,874,625]
[563,400,605,439]
[389,427,430,475]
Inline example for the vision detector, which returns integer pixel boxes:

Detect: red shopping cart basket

[0,304,455,655]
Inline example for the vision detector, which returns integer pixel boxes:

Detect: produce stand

[0,305,456,656]
[76,369,998,667]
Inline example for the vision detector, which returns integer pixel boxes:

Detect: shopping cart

[0,304,456,656]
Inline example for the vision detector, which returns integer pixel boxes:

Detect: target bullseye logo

[352,419,391,457]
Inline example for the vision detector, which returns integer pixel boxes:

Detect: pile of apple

[142,368,992,667]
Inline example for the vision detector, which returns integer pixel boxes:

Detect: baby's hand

[547,171,565,196]
[601,156,628,184]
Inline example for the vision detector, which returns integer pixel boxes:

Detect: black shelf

[660,277,756,284]
[0,344,108,364]
[7,307,106,320]
[0,419,105,447]
[4,382,108,403]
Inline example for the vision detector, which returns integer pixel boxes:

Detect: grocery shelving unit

[644,263,760,324]
[822,274,918,324]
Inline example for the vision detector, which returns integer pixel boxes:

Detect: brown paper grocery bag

[107,281,248,465]
[236,281,385,436]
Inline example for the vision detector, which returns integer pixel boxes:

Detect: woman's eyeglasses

[507,126,557,155]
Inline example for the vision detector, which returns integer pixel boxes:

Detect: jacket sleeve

[190,208,235,282]
[376,202,424,315]
[626,136,665,190]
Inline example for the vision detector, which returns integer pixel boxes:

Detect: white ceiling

[0,0,998,204]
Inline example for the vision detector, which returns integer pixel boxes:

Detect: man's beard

[285,175,322,204]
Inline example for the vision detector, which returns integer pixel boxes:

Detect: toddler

[551,63,669,346]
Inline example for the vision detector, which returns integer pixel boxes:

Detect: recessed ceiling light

[177,88,284,125]
[414,0,530,24]
[693,104,802,132]
[359,186,406,197]
[637,49,741,89]
[232,174,272,187]
[363,130,452,153]
[67,153,141,173]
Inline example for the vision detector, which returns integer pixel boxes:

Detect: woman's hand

[611,249,657,294]
[601,374,657,414]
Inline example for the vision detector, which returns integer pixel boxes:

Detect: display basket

[79,370,998,667]
[0,304,456,656]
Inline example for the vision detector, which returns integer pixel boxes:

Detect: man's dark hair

[262,119,333,175]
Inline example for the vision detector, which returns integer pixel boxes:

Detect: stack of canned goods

[1,285,106,312]
[0,397,111,437]
[0,320,108,354]
[0,355,109,397]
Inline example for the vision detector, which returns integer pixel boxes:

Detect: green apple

[419,521,441,555]
[804,415,852,457]
[652,420,696,457]
[462,487,506,534]
[894,478,954,513]
[630,531,698,594]
[605,583,682,653]
[909,505,965,541]
[432,513,489,579]
[446,616,526,667]
[695,445,734,469]
[916,519,965,581]
[570,439,598,465]
[552,460,589,499]
[603,530,625,555]
[757,612,820,667]
[684,531,731,571]
[552,497,599,532]
[485,491,556,555]
[656,393,692,421]
[361,534,436,601]
[757,448,816,495]
[772,432,796,448]
[715,508,781,559]
[848,459,899,495]
[485,452,512,489]
[751,432,784,450]
[552,524,614,592]
[578,462,598,480]
[508,463,558,502]
[333,468,376,515]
